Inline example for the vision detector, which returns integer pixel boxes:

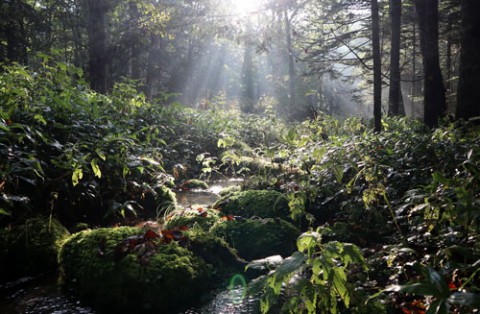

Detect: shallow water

[0,274,261,314]
[0,273,94,314]
[175,178,242,208]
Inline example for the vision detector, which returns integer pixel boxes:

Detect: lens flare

[228,274,247,305]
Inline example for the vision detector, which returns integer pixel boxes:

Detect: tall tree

[86,0,109,93]
[388,0,404,116]
[413,0,446,127]
[284,6,296,111]
[371,0,382,132]
[456,0,480,120]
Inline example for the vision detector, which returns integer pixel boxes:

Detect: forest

[1,0,480,313]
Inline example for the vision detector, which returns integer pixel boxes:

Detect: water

[176,178,243,208]
[0,273,94,314]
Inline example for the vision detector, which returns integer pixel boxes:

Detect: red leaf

[144,229,160,240]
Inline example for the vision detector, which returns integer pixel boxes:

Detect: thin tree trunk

[388,0,404,116]
[371,0,382,132]
[284,8,296,111]
[145,33,161,100]
[86,0,108,93]
[128,1,141,81]
[456,0,480,120]
[413,0,446,127]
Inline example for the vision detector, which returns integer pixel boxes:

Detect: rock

[211,218,300,261]
[59,226,244,313]
[180,179,209,190]
[0,217,70,279]
[143,185,177,217]
[163,207,221,231]
[213,190,290,220]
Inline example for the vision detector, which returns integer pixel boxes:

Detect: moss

[182,179,209,189]
[59,227,213,313]
[185,230,246,279]
[211,218,300,260]
[163,207,221,231]
[142,185,178,218]
[213,190,290,220]
[0,217,70,279]
[218,185,241,197]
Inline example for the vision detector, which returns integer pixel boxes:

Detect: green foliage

[384,264,480,314]
[250,230,367,314]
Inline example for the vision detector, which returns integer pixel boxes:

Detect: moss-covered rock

[211,218,300,260]
[163,207,221,231]
[0,217,70,279]
[185,230,246,275]
[213,190,290,220]
[59,226,243,313]
[181,179,209,190]
[143,185,177,217]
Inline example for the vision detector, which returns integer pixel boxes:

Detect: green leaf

[72,167,83,187]
[297,232,321,253]
[342,243,367,269]
[95,149,107,161]
[34,114,47,125]
[332,268,350,307]
[427,268,451,298]
[273,251,306,282]
[0,208,11,216]
[90,158,102,178]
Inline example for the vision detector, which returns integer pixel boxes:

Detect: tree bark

[128,1,141,81]
[413,0,446,127]
[456,0,480,120]
[86,0,109,93]
[145,33,161,101]
[371,0,382,132]
[388,0,404,116]
[284,8,296,112]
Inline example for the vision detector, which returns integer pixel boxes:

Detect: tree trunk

[456,0,480,120]
[145,33,161,101]
[413,0,446,127]
[86,0,109,93]
[371,0,382,132]
[388,0,404,116]
[241,41,255,113]
[284,8,296,112]
[128,1,141,81]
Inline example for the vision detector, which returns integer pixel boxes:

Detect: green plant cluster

[0,59,245,227]
[249,115,480,313]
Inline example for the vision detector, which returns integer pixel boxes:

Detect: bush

[0,217,69,279]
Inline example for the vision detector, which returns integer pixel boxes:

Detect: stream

[0,179,264,314]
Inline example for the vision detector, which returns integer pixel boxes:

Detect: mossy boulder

[163,207,221,231]
[143,185,177,217]
[185,231,246,274]
[0,217,70,279]
[211,218,300,260]
[181,179,209,190]
[213,190,290,220]
[59,226,243,313]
